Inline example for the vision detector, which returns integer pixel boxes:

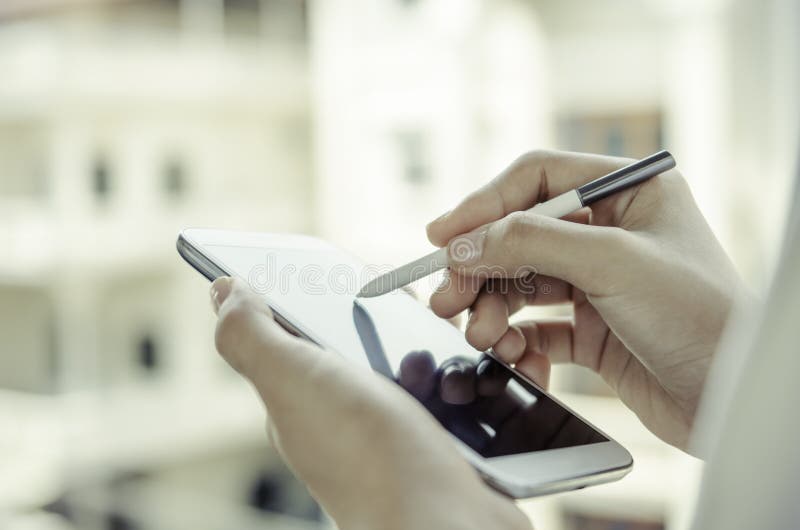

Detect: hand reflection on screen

[353,301,601,456]
[397,351,596,456]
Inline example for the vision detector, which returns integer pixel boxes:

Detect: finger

[517,318,625,378]
[524,274,573,305]
[447,211,636,296]
[212,276,278,374]
[514,319,576,390]
[427,150,633,246]
[492,325,526,364]
[212,277,319,397]
[517,319,575,365]
[463,283,528,359]
[485,274,572,310]
[446,312,464,329]
[397,350,438,401]
[439,358,477,405]
[430,270,485,319]
[464,286,509,351]
[431,270,572,320]
[514,353,551,390]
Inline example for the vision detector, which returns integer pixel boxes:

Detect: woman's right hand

[426,150,744,451]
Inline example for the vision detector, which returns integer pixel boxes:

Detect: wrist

[335,486,531,530]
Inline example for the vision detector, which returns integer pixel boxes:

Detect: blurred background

[0,0,797,529]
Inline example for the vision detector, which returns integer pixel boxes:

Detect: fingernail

[440,363,476,405]
[448,229,486,266]
[397,350,437,401]
[210,277,233,314]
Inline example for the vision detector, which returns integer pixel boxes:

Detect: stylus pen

[356,150,676,298]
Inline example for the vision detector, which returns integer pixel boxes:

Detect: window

[247,467,323,521]
[136,333,160,373]
[92,156,112,201]
[224,0,261,38]
[557,111,663,158]
[395,129,431,185]
[258,0,308,42]
[162,157,187,198]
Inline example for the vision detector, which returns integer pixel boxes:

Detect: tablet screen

[203,243,606,458]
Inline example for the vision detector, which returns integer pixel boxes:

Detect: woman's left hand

[209,277,531,530]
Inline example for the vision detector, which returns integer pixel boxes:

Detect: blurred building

[311,0,549,271]
[0,0,311,393]
[0,0,798,529]
[313,0,799,285]
[0,1,324,529]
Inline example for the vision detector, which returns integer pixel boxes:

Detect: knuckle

[665,169,692,196]
[664,168,687,186]
[464,322,486,350]
[648,169,690,203]
[511,150,547,178]
[518,148,549,166]
[499,211,537,251]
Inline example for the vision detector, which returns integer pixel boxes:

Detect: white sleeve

[689,181,800,529]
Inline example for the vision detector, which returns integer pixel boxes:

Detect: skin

[208,149,743,528]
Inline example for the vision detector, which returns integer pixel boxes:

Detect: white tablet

[177,228,632,498]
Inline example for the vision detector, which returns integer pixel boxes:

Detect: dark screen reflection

[352,302,606,458]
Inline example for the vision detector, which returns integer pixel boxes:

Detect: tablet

[177,228,632,498]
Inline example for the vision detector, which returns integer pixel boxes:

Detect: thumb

[211,277,324,401]
[446,212,636,296]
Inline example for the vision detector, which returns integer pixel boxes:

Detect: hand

[427,150,744,451]
[209,277,531,530]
